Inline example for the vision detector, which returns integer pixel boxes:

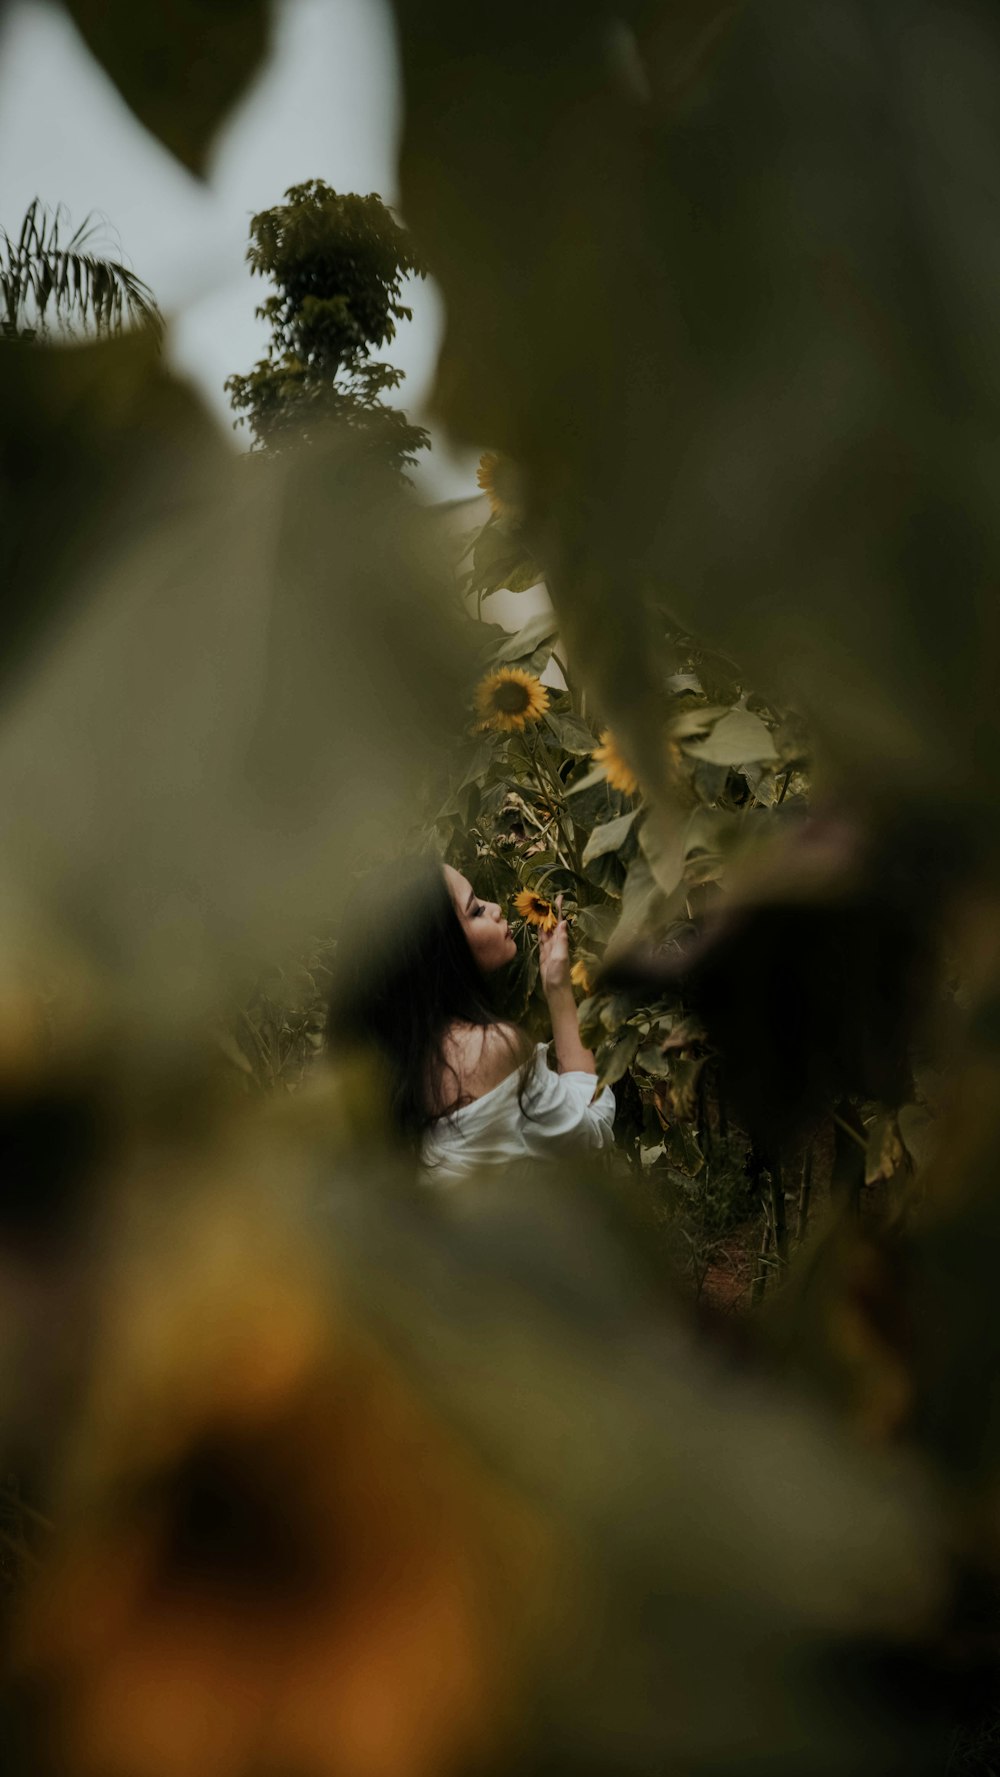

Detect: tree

[225,181,430,476]
[0,198,161,342]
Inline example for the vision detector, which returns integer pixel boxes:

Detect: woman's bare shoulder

[440,1021,532,1105]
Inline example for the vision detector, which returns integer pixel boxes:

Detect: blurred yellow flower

[592,730,639,797]
[17,1193,545,1777]
[513,891,558,932]
[475,668,548,734]
[570,960,593,995]
[476,452,521,521]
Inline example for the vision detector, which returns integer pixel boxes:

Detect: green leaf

[664,1120,705,1179]
[544,710,597,755]
[607,856,664,954]
[64,0,273,177]
[566,764,610,797]
[599,993,636,1035]
[437,736,496,818]
[635,1042,673,1079]
[0,332,218,694]
[492,609,559,663]
[469,517,542,597]
[669,703,728,741]
[684,708,778,768]
[573,903,620,947]
[582,849,628,896]
[581,808,639,867]
[467,618,510,662]
[639,811,686,898]
[595,1026,641,1094]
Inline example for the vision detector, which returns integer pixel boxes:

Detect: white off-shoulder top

[421,1042,616,1184]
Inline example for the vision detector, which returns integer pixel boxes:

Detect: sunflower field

[8,3,1000,1776]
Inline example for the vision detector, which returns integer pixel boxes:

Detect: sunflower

[475,668,548,734]
[513,891,558,933]
[476,452,522,522]
[592,730,639,797]
[570,960,593,996]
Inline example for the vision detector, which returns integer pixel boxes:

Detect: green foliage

[225,182,430,475]
[430,547,817,1299]
[464,512,543,606]
[0,200,161,343]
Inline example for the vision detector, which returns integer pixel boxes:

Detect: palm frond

[0,197,162,342]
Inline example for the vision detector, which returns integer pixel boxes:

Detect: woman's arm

[538,896,596,1075]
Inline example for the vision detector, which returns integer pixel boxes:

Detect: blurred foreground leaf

[63,0,273,176]
[7,1147,958,1777]
[0,333,215,694]
[393,0,1000,836]
[0,336,474,1014]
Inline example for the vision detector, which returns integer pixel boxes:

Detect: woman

[327,858,615,1181]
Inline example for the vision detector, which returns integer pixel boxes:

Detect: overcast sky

[0,0,479,501]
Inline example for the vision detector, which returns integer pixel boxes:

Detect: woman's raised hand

[538,894,571,996]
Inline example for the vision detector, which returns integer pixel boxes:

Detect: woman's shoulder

[439,1020,532,1108]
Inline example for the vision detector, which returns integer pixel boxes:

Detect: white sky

[0,0,479,501]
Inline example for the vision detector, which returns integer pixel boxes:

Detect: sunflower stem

[503,778,574,873]
[526,726,582,876]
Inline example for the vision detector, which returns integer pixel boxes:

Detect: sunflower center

[493,681,532,715]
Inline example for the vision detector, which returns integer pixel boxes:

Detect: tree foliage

[225,181,430,476]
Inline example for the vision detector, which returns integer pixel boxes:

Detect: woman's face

[444,866,517,973]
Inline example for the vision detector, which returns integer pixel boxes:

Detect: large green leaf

[573,902,620,948]
[595,1025,641,1093]
[0,333,218,694]
[606,855,666,958]
[0,340,475,1003]
[566,764,612,798]
[581,808,639,867]
[664,1119,706,1179]
[469,516,542,597]
[436,736,497,820]
[64,0,273,176]
[492,609,560,664]
[393,0,1000,830]
[638,811,686,899]
[684,708,778,768]
[544,710,597,756]
[581,849,628,897]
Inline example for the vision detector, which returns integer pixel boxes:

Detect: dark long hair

[327,857,515,1146]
